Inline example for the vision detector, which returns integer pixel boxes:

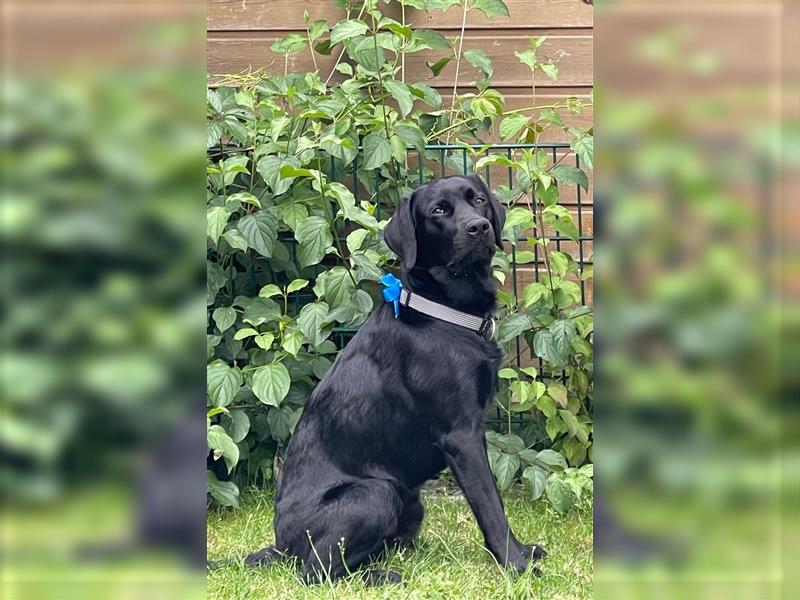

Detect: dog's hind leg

[295,479,404,585]
[391,491,425,546]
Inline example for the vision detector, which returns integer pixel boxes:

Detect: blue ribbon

[380,273,403,318]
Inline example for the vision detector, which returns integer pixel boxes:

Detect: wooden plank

[207,0,592,31]
[207,33,593,87]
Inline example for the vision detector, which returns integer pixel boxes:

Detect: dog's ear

[470,174,506,247]
[383,190,418,270]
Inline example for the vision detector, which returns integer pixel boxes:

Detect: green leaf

[226,410,250,443]
[550,319,577,360]
[536,448,568,471]
[503,206,534,238]
[308,19,329,41]
[295,216,333,267]
[222,229,249,252]
[535,109,563,130]
[539,62,559,81]
[327,181,357,220]
[522,466,547,501]
[546,414,565,441]
[548,382,569,408]
[498,368,518,379]
[411,29,450,51]
[242,297,281,326]
[464,49,494,78]
[212,306,237,332]
[548,250,570,278]
[207,424,239,472]
[472,0,510,18]
[207,89,222,112]
[346,229,369,254]
[559,408,580,438]
[330,19,369,45]
[207,361,242,408]
[258,284,282,299]
[315,267,355,309]
[362,134,392,170]
[571,134,593,170]
[499,114,529,142]
[546,474,577,513]
[410,83,443,109]
[516,49,537,70]
[256,155,301,196]
[282,329,304,356]
[497,313,533,344]
[297,301,332,347]
[271,33,306,55]
[475,154,516,171]
[426,56,452,77]
[353,36,385,70]
[550,166,589,191]
[533,329,567,367]
[384,80,414,118]
[238,211,279,257]
[226,191,262,209]
[233,328,258,341]
[280,203,308,231]
[287,278,309,293]
[536,394,557,418]
[207,261,226,305]
[522,282,548,308]
[488,451,520,492]
[394,124,426,153]
[207,206,231,244]
[251,362,291,407]
[251,333,272,350]
[564,437,588,466]
[207,471,239,507]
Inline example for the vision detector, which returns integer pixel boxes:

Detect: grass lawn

[207,480,593,600]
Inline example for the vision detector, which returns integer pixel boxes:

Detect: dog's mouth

[447,237,494,271]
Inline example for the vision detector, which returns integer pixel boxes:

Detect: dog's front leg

[439,430,544,572]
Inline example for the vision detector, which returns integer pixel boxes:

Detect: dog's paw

[525,543,547,561]
[504,543,547,574]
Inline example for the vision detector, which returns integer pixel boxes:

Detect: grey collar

[398,288,496,340]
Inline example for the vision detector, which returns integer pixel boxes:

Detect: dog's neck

[403,263,497,317]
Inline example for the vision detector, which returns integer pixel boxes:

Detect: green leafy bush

[207,0,593,512]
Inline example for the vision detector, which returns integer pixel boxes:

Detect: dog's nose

[465,218,491,236]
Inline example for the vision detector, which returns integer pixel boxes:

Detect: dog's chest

[422,341,500,409]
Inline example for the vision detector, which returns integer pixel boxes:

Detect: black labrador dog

[237,174,545,583]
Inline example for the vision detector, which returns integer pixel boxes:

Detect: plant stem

[401,1,407,83]
[371,13,399,186]
[546,149,575,172]
[306,22,319,73]
[446,0,469,144]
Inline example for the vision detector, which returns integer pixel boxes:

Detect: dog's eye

[475,197,487,206]
[431,206,445,215]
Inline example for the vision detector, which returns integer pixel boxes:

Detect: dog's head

[383,175,506,273]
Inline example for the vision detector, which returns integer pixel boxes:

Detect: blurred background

[1,1,207,599]
[594,1,797,599]
[1,1,796,600]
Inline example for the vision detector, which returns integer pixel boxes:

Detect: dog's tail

[207,545,283,570]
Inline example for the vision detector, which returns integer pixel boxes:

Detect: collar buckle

[479,317,497,341]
